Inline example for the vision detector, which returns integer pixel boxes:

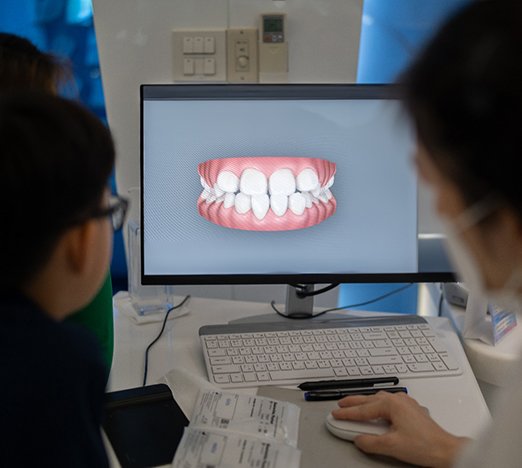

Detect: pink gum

[198,157,336,188]
[198,197,337,231]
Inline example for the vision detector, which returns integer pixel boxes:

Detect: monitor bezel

[140,83,455,285]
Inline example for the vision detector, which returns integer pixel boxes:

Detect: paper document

[172,390,301,468]
[172,428,301,468]
[190,390,300,447]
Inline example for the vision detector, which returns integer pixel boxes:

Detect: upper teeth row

[200,168,334,220]
[202,167,333,197]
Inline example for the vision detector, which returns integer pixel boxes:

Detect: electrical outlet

[227,28,258,83]
[172,30,227,82]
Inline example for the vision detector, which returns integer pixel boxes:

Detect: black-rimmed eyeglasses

[91,195,129,231]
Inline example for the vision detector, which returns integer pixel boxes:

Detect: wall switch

[172,29,226,82]
[227,28,258,83]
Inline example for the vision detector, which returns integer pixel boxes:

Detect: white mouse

[325,413,390,441]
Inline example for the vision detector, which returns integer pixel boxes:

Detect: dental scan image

[142,86,418,279]
[197,157,337,231]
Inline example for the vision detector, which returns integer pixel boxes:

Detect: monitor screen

[141,84,454,285]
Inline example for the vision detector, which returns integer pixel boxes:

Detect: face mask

[441,197,522,313]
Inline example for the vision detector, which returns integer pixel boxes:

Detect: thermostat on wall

[259,13,288,82]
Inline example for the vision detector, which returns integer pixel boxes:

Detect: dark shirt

[0,292,109,467]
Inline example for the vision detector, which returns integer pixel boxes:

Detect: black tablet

[103,384,189,468]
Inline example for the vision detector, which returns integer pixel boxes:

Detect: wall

[92,0,363,307]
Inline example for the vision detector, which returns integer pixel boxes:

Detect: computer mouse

[325,413,390,441]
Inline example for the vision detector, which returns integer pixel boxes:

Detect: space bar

[269,369,335,381]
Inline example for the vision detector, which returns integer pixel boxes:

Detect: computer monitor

[140,84,454,303]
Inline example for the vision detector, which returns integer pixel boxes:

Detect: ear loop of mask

[452,194,500,233]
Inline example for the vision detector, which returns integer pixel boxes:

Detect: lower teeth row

[201,189,333,220]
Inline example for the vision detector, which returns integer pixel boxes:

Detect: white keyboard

[199,315,462,388]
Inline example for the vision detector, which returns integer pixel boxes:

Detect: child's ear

[64,221,98,274]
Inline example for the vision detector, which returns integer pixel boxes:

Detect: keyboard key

[363,332,387,340]
[213,365,241,374]
[269,369,334,381]
[208,349,226,357]
[441,354,459,370]
[369,348,397,357]
[367,356,403,366]
[230,374,243,383]
[244,373,257,382]
[427,337,446,353]
[214,375,230,384]
[407,362,435,372]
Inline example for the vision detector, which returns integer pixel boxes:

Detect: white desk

[109,294,491,467]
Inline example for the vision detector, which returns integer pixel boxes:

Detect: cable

[271,283,414,319]
[290,283,340,298]
[438,283,445,317]
[142,295,190,386]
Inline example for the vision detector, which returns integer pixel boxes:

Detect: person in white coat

[332,1,522,466]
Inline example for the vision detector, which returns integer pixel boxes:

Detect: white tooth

[206,193,217,204]
[217,170,239,193]
[251,194,270,220]
[311,186,322,198]
[269,168,296,196]
[234,192,251,214]
[289,193,306,215]
[312,196,319,205]
[296,168,319,192]
[325,188,333,200]
[301,191,313,208]
[200,177,211,191]
[239,168,267,196]
[224,192,235,209]
[215,196,224,204]
[213,184,225,197]
[318,191,329,204]
[326,176,334,189]
[270,194,288,217]
[201,189,210,200]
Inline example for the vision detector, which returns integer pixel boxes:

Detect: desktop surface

[110,293,490,460]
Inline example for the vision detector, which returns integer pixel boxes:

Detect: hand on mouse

[331,391,469,468]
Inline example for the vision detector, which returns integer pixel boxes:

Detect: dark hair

[403,0,522,216]
[0,93,115,290]
[0,32,68,93]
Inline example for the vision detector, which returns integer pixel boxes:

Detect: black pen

[298,376,399,391]
[304,386,408,401]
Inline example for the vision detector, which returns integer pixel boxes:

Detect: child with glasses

[0,93,127,466]
[0,32,117,371]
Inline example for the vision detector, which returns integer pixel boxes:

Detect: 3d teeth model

[197,157,337,231]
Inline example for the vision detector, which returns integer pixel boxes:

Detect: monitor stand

[229,284,348,324]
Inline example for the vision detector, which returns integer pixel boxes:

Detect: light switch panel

[172,30,226,82]
[227,28,258,83]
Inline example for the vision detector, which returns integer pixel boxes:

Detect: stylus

[304,386,408,401]
[298,376,399,391]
